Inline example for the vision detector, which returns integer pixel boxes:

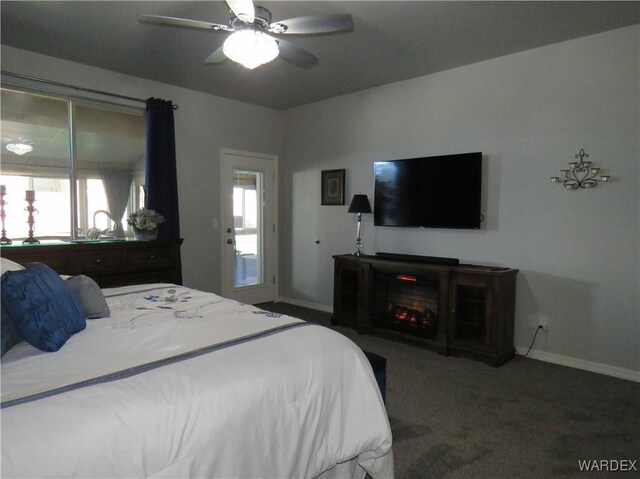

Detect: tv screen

[374,152,482,229]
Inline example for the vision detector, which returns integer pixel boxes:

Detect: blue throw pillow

[1,263,86,352]
[1,300,23,357]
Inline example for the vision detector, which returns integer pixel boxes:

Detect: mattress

[1,284,393,478]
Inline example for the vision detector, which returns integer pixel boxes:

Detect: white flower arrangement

[127,208,165,231]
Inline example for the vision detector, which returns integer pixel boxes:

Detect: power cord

[515,325,543,357]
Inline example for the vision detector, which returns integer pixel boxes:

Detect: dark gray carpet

[257,302,640,479]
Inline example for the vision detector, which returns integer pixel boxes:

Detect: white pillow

[1,258,25,275]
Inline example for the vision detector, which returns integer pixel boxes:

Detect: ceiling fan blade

[225,0,254,23]
[276,39,318,69]
[137,14,231,32]
[204,47,228,64]
[271,14,353,35]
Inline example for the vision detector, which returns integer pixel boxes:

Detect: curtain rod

[0,70,179,110]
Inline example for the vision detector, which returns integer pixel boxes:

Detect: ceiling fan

[138,0,354,70]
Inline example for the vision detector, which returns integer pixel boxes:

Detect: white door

[220,149,277,304]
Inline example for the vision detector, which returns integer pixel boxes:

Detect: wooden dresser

[1,239,183,288]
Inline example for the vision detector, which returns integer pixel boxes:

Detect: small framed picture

[321,169,346,205]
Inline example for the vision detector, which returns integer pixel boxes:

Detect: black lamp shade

[348,194,372,214]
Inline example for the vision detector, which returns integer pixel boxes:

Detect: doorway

[220,149,277,304]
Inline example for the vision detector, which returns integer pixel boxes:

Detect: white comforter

[1,284,393,478]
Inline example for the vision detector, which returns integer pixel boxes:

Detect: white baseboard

[275,296,333,314]
[515,346,640,383]
[273,297,638,383]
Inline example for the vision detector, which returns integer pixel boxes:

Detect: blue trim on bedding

[1,322,311,409]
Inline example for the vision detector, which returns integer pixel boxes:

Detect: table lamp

[348,194,372,256]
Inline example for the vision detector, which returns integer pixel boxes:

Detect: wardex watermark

[578,459,637,472]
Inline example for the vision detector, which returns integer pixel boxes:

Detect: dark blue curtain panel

[145,98,180,239]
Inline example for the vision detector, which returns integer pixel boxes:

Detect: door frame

[220,148,278,304]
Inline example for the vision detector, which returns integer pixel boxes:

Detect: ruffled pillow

[1,263,86,353]
[1,258,26,357]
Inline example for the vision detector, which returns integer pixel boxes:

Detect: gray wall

[280,26,639,374]
[2,25,638,376]
[1,45,282,294]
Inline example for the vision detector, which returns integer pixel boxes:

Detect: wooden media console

[332,254,518,366]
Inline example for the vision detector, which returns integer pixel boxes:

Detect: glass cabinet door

[450,275,492,351]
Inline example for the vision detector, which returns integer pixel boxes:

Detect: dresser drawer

[69,249,125,273]
[127,246,175,271]
[1,251,70,273]
[2,239,182,287]
[99,269,181,288]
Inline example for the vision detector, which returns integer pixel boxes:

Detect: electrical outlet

[538,316,548,330]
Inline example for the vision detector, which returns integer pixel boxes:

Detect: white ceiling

[1,1,639,110]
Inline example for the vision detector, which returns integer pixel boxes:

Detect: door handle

[226,228,232,233]
[226,239,233,244]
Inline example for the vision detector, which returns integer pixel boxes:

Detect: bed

[1,277,393,478]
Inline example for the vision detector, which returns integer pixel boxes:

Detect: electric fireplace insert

[374,271,439,339]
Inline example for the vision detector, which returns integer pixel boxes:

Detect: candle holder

[23,197,40,245]
[0,189,12,244]
[550,148,610,190]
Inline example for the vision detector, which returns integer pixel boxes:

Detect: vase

[133,228,158,241]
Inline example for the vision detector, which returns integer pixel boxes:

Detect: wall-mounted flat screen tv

[374,152,482,229]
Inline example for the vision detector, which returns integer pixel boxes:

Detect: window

[233,171,260,255]
[232,170,263,287]
[0,88,145,240]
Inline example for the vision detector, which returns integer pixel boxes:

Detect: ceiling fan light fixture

[223,29,279,69]
[227,0,255,23]
[6,142,33,156]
